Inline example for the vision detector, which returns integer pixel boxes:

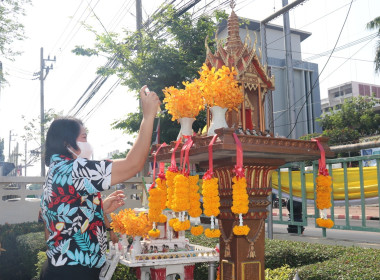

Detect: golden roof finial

[230,0,236,10]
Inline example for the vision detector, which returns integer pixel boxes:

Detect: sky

[0,0,379,176]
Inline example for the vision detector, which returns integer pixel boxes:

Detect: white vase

[131,235,142,256]
[208,106,228,136]
[177,117,195,140]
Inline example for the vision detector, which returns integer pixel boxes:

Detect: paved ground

[269,205,380,249]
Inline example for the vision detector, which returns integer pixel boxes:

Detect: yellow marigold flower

[315,175,333,211]
[231,176,249,215]
[204,228,221,238]
[198,64,243,110]
[158,214,167,223]
[202,177,220,217]
[169,218,178,228]
[111,209,152,238]
[148,228,161,238]
[190,225,204,236]
[163,82,204,121]
[166,170,179,209]
[316,218,334,228]
[173,220,191,232]
[233,225,250,236]
[172,174,190,212]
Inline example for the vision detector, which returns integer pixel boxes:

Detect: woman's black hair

[44,117,84,166]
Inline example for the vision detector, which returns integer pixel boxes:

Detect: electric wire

[285,0,354,138]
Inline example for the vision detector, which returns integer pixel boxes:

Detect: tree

[367,16,380,73]
[0,0,31,83]
[73,5,227,143]
[317,96,380,146]
[21,108,60,166]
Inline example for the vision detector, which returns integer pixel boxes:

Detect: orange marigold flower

[233,225,250,236]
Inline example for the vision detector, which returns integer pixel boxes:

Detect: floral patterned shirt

[40,154,112,268]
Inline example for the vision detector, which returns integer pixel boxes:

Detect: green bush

[297,247,380,279]
[112,264,138,280]
[16,232,46,279]
[265,264,296,280]
[32,251,47,280]
[0,222,44,280]
[265,239,347,269]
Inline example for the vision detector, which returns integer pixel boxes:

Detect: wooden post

[214,164,278,280]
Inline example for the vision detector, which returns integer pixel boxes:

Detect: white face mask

[68,142,93,159]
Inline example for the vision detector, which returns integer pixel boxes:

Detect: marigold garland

[156,175,168,211]
[166,169,179,209]
[198,64,243,110]
[315,174,334,228]
[188,175,202,218]
[204,228,221,238]
[190,225,204,236]
[202,177,220,217]
[148,228,161,238]
[230,175,251,236]
[172,173,190,212]
[110,209,152,238]
[148,187,163,223]
[316,175,332,209]
[231,176,249,215]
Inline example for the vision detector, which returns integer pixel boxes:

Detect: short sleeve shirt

[40,154,113,268]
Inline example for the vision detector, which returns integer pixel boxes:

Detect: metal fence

[269,154,380,236]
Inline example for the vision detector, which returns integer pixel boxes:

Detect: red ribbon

[179,136,193,176]
[180,136,191,172]
[149,143,167,191]
[232,133,245,178]
[203,135,219,180]
[169,140,182,172]
[312,138,329,176]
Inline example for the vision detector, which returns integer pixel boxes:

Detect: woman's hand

[103,190,125,214]
[140,85,161,120]
[109,230,119,244]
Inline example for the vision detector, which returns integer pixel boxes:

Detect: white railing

[0,176,152,225]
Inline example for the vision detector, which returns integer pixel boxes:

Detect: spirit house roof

[205,10,275,91]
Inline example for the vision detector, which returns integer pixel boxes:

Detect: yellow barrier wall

[271,167,379,200]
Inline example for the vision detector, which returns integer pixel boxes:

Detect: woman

[39,86,160,279]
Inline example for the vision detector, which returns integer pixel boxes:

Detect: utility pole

[24,140,27,176]
[136,0,142,32]
[282,0,296,139]
[0,61,3,102]
[260,0,306,140]
[8,130,16,162]
[37,47,56,176]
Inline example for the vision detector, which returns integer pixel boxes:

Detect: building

[321,81,380,113]
[217,17,322,139]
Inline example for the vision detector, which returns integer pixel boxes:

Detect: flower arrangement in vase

[197,64,244,135]
[163,81,204,138]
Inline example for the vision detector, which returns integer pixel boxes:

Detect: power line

[69,1,201,118]
[285,0,354,138]
[49,0,85,55]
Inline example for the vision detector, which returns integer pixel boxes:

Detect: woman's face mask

[68,141,93,159]
[76,141,93,159]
